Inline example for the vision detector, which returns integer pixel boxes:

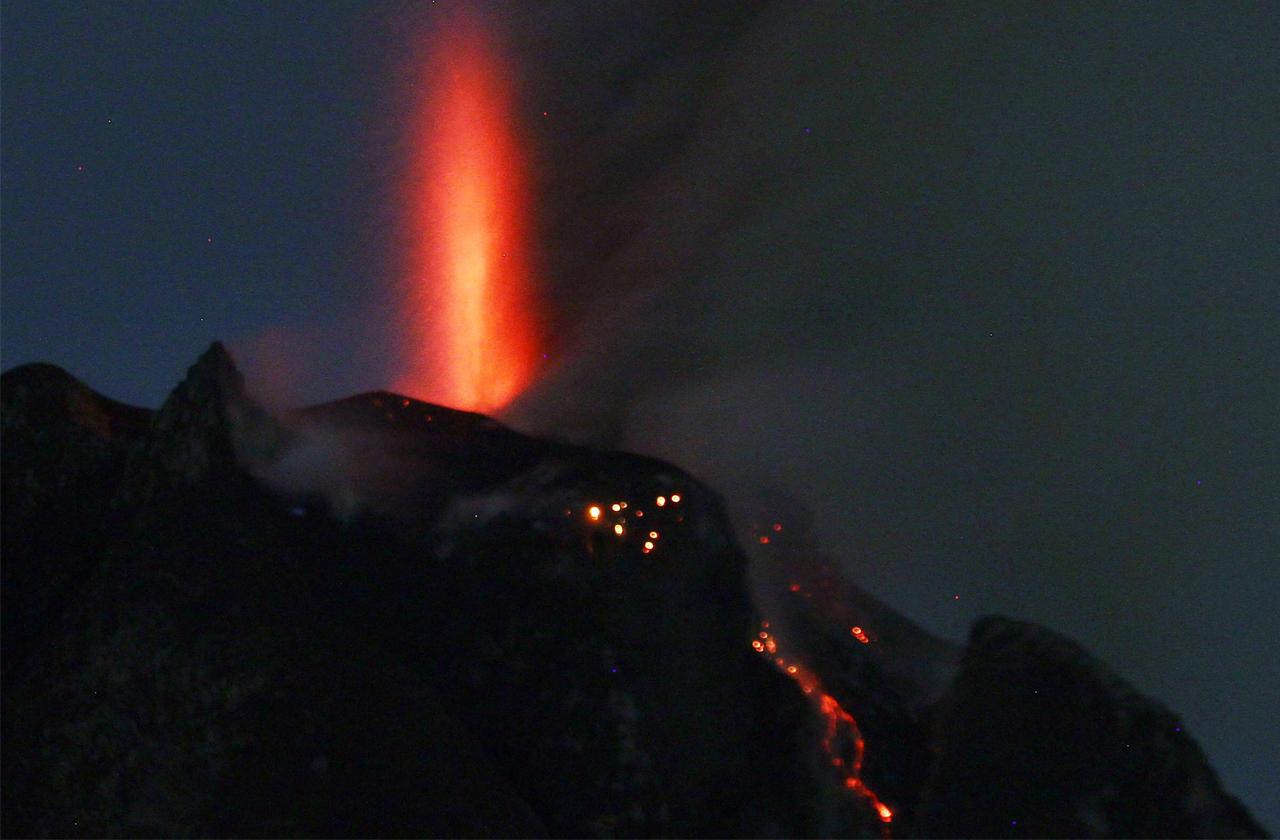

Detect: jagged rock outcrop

[752,538,1267,838]
[118,341,288,503]
[1,344,1266,838]
[1,345,816,837]
[912,617,1266,837]
[1,363,150,683]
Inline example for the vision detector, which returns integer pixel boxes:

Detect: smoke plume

[496,2,1280,827]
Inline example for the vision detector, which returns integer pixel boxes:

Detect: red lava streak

[755,624,893,832]
[400,15,537,412]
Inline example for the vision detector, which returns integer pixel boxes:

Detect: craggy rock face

[912,617,1267,838]
[1,362,150,685]
[1,345,1265,837]
[0,346,820,837]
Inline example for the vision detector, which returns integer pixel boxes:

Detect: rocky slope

[1,345,1265,837]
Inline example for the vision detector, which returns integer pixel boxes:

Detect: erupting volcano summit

[400,15,538,413]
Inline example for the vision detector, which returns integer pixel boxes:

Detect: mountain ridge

[1,345,1265,837]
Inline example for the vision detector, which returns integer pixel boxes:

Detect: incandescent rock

[1,344,1266,838]
[1,344,817,837]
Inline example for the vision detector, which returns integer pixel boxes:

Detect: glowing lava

[401,14,537,412]
[755,624,894,834]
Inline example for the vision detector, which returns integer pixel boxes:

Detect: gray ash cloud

[496,3,1279,829]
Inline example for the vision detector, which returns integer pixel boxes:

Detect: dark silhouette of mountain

[1,344,1266,837]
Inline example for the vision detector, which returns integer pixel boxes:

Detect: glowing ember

[577,492,678,556]
[753,623,893,832]
[656,496,667,507]
[400,14,538,412]
[670,493,681,503]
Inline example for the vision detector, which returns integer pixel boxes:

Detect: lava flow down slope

[0,345,1266,838]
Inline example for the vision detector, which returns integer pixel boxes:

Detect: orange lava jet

[400,14,537,412]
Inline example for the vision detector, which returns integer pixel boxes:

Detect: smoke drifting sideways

[497,2,1279,830]
[249,420,402,522]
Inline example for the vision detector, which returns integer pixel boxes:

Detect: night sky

[3,1,1277,828]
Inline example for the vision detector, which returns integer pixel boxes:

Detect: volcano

[0,344,1265,838]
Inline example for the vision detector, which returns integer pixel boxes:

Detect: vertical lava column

[401,16,537,413]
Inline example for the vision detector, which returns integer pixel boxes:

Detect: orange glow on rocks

[400,14,537,412]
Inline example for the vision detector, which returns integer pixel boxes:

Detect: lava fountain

[399,14,538,413]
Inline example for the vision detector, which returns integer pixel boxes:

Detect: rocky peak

[1,362,150,519]
[1,364,151,683]
[2,348,1268,837]
[122,342,286,496]
[2,362,82,423]
[910,616,1267,837]
[1,362,151,441]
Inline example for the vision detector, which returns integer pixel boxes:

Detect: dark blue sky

[4,1,1278,828]
[2,1,409,403]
